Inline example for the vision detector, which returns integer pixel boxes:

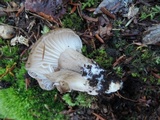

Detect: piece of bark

[142,24,160,45]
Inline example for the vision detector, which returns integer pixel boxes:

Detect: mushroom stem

[46,69,98,95]
[58,48,93,73]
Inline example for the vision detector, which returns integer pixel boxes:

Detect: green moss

[0,16,6,24]
[62,13,84,31]
[123,44,160,83]
[81,0,99,10]
[0,45,19,58]
[113,66,123,77]
[0,39,66,120]
[140,5,160,20]
[41,25,50,34]
[0,88,65,120]
[62,93,95,107]
[82,46,114,69]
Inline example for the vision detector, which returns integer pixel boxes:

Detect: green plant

[62,93,95,107]
[113,19,124,27]
[157,79,160,85]
[82,46,114,69]
[41,25,50,34]
[0,16,6,23]
[124,45,160,83]
[82,0,98,10]
[155,56,160,64]
[140,5,160,20]
[113,66,123,77]
[62,13,84,30]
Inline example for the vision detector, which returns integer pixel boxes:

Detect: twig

[110,2,121,11]
[113,55,126,67]
[125,17,135,27]
[27,11,55,27]
[16,5,24,17]
[151,71,160,79]
[100,7,116,19]
[82,14,98,22]
[95,34,104,43]
[20,48,27,57]
[70,5,77,14]
[0,63,16,79]
[25,78,30,90]
[88,28,96,50]
[115,91,138,102]
[92,112,106,120]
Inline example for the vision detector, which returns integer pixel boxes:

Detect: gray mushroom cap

[26,28,83,90]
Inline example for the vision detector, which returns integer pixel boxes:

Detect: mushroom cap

[26,28,82,79]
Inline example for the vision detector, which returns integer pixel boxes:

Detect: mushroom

[25,28,123,95]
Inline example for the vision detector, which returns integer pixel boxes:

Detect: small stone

[0,25,15,39]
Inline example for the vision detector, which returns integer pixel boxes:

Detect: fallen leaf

[123,4,139,19]
[25,0,68,22]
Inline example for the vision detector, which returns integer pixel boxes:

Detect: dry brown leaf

[25,0,68,22]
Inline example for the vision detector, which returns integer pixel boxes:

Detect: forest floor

[0,0,160,120]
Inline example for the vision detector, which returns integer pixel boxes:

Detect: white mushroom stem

[105,81,123,94]
[46,69,98,95]
[58,48,93,73]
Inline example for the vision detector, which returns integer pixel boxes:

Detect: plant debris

[94,0,132,15]
[25,0,69,24]
[142,24,160,45]
[11,35,29,46]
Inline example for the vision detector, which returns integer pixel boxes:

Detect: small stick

[16,5,24,17]
[115,91,138,102]
[92,112,106,120]
[100,7,116,19]
[0,63,16,79]
[82,14,98,22]
[95,34,104,43]
[70,5,77,14]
